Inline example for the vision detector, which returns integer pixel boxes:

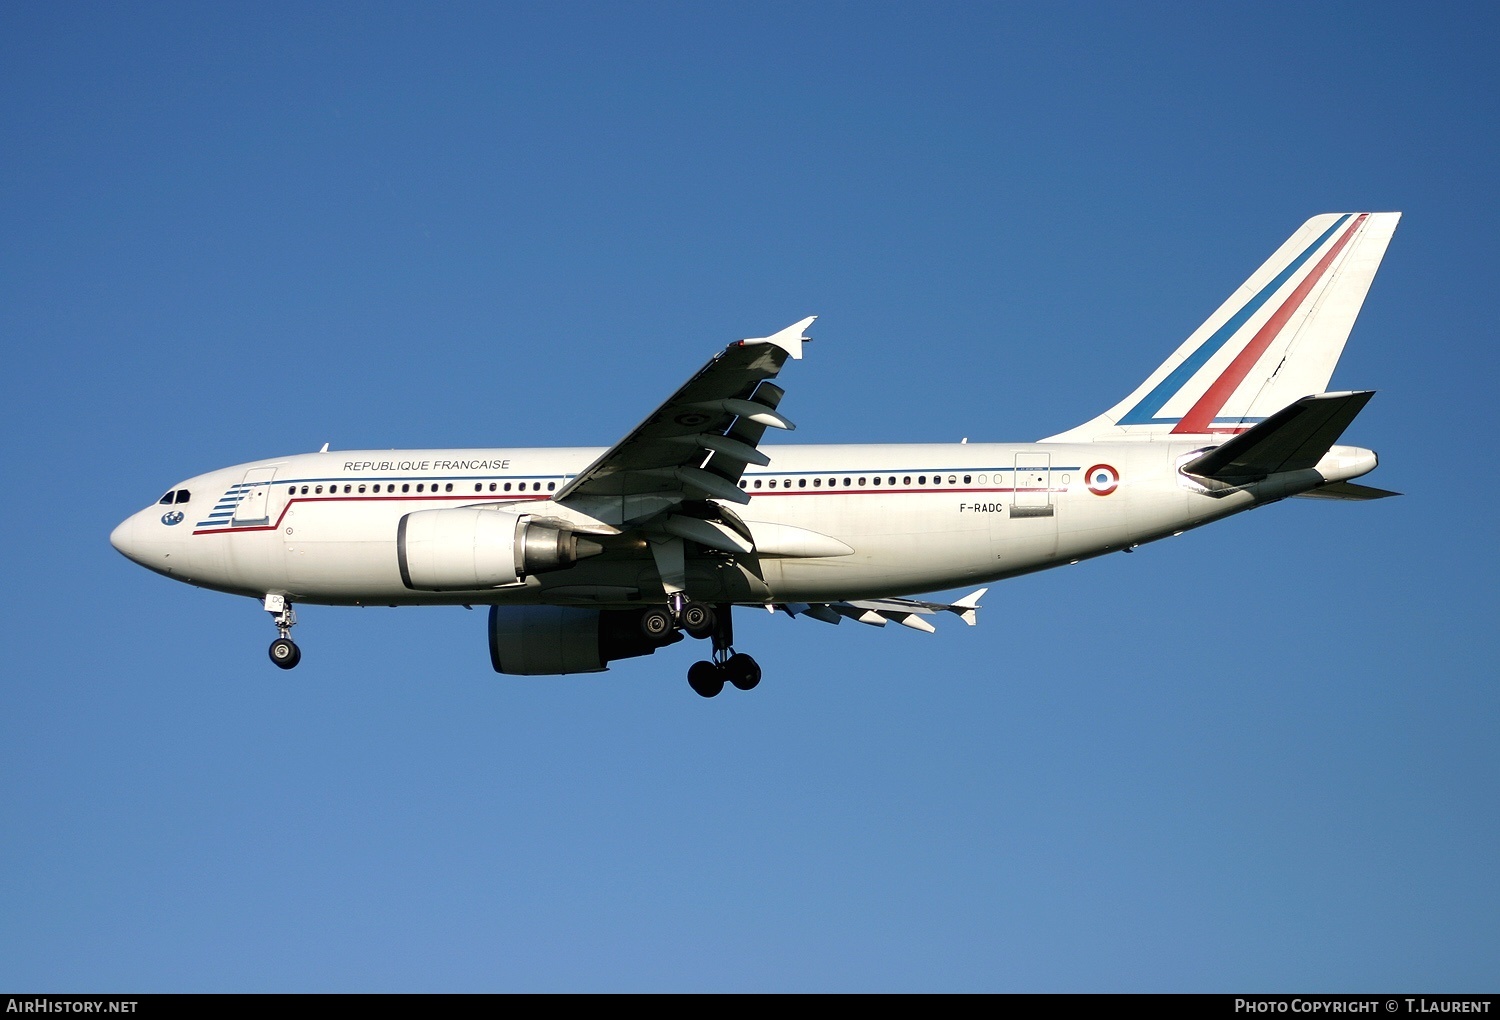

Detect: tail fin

[1042,213,1400,442]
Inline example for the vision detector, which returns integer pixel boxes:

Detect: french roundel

[1085,463,1119,496]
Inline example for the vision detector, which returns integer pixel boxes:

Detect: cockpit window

[175,489,190,504]
[158,491,175,505]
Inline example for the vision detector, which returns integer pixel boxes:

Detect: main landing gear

[640,596,761,698]
[687,652,761,699]
[264,593,301,670]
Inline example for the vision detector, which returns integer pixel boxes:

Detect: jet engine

[488,605,682,675]
[397,506,601,591]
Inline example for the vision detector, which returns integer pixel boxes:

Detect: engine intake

[397,506,600,591]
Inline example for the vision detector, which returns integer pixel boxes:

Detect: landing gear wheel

[640,606,675,641]
[269,637,301,670]
[724,652,761,691]
[681,601,716,640]
[687,660,725,698]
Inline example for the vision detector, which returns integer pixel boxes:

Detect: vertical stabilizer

[1042,213,1400,442]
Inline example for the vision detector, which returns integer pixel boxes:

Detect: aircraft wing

[556,318,815,526]
[772,588,988,632]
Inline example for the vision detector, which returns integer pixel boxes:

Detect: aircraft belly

[222,530,289,594]
[737,492,983,600]
[989,508,1059,568]
[282,502,407,599]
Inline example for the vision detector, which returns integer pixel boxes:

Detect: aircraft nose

[110,514,144,563]
[110,510,167,568]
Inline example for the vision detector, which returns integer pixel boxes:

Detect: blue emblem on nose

[161,511,185,526]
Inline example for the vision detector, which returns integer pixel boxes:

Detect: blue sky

[2,1,1496,992]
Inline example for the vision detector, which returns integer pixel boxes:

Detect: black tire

[725,652,761,691]
[687,660,725,698]
[269,638,301,670]
[640,606,675,641]
[681,601,716,640]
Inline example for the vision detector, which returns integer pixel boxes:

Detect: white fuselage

[110,439,1361,608]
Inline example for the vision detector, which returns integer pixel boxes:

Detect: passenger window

[979,474,987,484]
[813,478,821,487]
[872,477,881,486]
[287,486,296,496]
[344,484,351,494]
[402,483,410,493]
[768,479,777,488]
[859,477,867,486]
[903,476,911,485]
[918,476,926,485]
[358,484,366,494]
[798,479,807,488]
[445,483,453,493]
[844,477,852,486]
[547,482,555,491]
[963,475,971,484]
[489,483,496,492]
[503,482,512,492]
[888,476,896,485]
[754,480,762,489]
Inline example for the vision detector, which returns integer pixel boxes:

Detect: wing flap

[773,588,988,631]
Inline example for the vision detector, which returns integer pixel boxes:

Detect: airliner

[111,213,1401,697]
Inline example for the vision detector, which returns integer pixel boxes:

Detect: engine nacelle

[488,605,682,675]
[397,506,597,591]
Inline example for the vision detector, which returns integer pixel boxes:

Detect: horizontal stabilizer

[1181,391,1373,483]
[1294,480,1401,500]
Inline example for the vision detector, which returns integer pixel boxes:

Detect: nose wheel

[269,637,301,669]
[263,593,302,670]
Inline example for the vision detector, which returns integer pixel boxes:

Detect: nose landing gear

[264,593,301,670]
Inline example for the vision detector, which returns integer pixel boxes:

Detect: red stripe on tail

[1171,213,1368,435]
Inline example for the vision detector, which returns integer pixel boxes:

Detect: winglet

[739,316,816,360]
[949,587,988,626]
